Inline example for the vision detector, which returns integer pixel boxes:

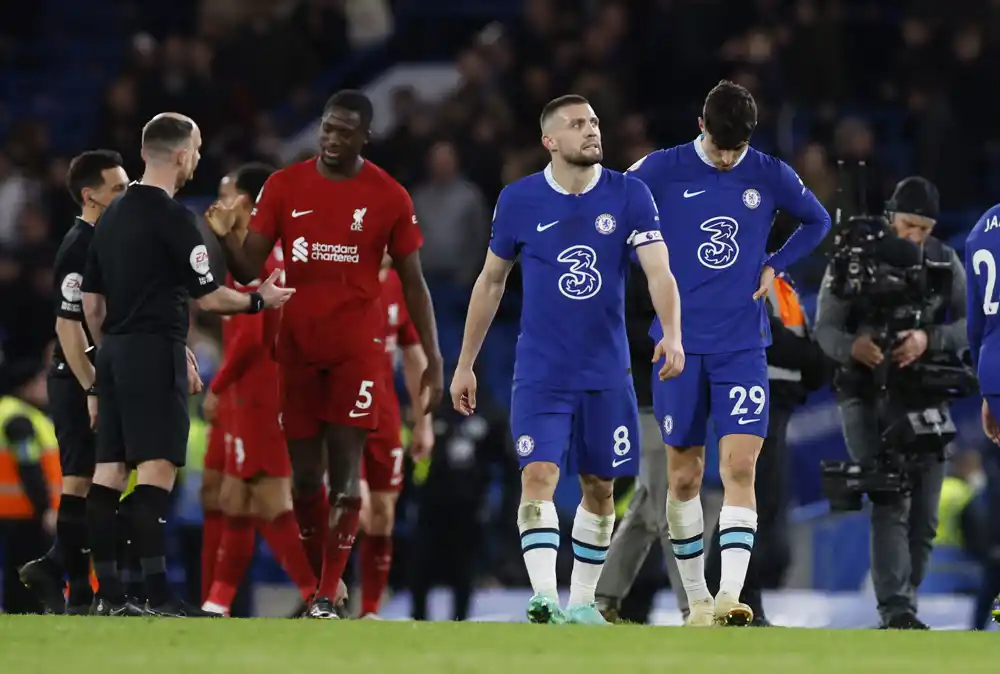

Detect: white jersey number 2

[973,248,1000,316]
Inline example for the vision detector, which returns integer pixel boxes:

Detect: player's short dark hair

[232,163,275,201]
[540,94,591,130]
[66,149,124,206]
[141,114,195,155]
[702,80,757,150]
[324,90,374,129]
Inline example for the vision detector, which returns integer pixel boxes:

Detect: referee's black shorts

[47,365,95,478]
[96,334,189,467]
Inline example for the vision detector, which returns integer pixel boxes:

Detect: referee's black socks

[86,484,126,603]
[131,484,173,607]
[51,494,93,604]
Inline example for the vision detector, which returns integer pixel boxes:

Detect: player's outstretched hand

[203,390,219,423]
[983,399,1000,445]
[653,336,685,381]
[204,200,238,237]
[420,355,444,414]
[450,365,477,416]
[753,265,776,301]
[258,269,295,309]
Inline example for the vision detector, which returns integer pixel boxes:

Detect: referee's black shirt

[52,217,96,368]
[82,184,218,342]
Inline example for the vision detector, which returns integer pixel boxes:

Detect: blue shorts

[652,348,769,446]
[510,380,640,478]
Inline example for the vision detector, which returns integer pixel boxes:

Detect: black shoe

[881,613,930,630]
[749,616,772,627]
[306,596,340,619]
[18,558,66,615]
[144,599,223,618]
[91,595,145,617]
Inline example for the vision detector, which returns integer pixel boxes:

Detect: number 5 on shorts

[350,380,375,417]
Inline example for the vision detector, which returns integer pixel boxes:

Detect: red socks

[201,510,225,603]
[293,487,329,578]
[316,496,361,600]
[258,511,318,601]
[360,535,393,616]
[205,516,256,613]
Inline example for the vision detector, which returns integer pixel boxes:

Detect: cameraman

[814,176,968,629]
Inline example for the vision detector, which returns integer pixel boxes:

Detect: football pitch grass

[2,615,996,673]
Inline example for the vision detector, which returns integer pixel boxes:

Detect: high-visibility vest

[766,276,808,382]
[933,476,974,548]
[0,396,61,518]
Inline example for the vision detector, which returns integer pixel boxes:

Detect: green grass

[2,615,996,674]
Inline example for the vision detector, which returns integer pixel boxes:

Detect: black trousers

[0,519,50,614]
[409,502,479,621]
[705,402,794,616]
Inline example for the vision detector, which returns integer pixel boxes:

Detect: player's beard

[565,147,603,167]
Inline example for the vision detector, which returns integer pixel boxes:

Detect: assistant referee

[81,112,294,617]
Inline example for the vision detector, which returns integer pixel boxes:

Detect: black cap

[0,359,43,397]
[887,176,939,220]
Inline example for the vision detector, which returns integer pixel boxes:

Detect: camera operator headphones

[884,176,940,222]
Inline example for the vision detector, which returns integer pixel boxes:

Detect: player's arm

[765,161,832,274]
[81,243,106,347]
[211,175,282,285]
[926,248,969,353]
[966,240,985,370]
[627,176,681,344]
[635,241,680,336]
[457,189,517,371]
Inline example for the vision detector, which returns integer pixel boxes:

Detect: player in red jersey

[200,351,235,602]
[356,253,435,617]
[207,90,444,619]
[200,165,319,616]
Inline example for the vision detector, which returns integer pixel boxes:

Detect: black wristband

[247,291,265,314]
[86,384,97,397]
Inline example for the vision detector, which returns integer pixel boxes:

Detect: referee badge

[189,245,211,276]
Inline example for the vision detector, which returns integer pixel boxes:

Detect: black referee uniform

[83,184,217,467]
[49,218,97,478]
[83,183,219,616]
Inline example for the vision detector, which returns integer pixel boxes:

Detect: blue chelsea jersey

[965,204,1000,395]
[629,140,830,355]
[490,164,663,391]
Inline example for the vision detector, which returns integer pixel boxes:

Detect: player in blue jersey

[449,94,684,625]
[628,81,831,626]
[965,205,1000,625]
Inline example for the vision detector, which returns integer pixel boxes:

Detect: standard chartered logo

[291,236,359,263]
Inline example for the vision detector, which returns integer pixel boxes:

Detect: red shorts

[280,355,385,439]
[363,421,404,492]
[205,422,227,472]
[224,405,291,479]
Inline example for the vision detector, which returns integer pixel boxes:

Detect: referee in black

[19,150,129,614]
[81,112,293,617]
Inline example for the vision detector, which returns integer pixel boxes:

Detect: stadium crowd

[3,0,1000,620]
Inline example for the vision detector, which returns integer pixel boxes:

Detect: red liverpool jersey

[248,158,423,367]
[210,246,284,411]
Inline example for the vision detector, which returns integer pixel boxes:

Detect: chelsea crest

[595,213,616,234]
[742,188,761,209]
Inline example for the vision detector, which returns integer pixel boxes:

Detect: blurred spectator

[413,140,490,293]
